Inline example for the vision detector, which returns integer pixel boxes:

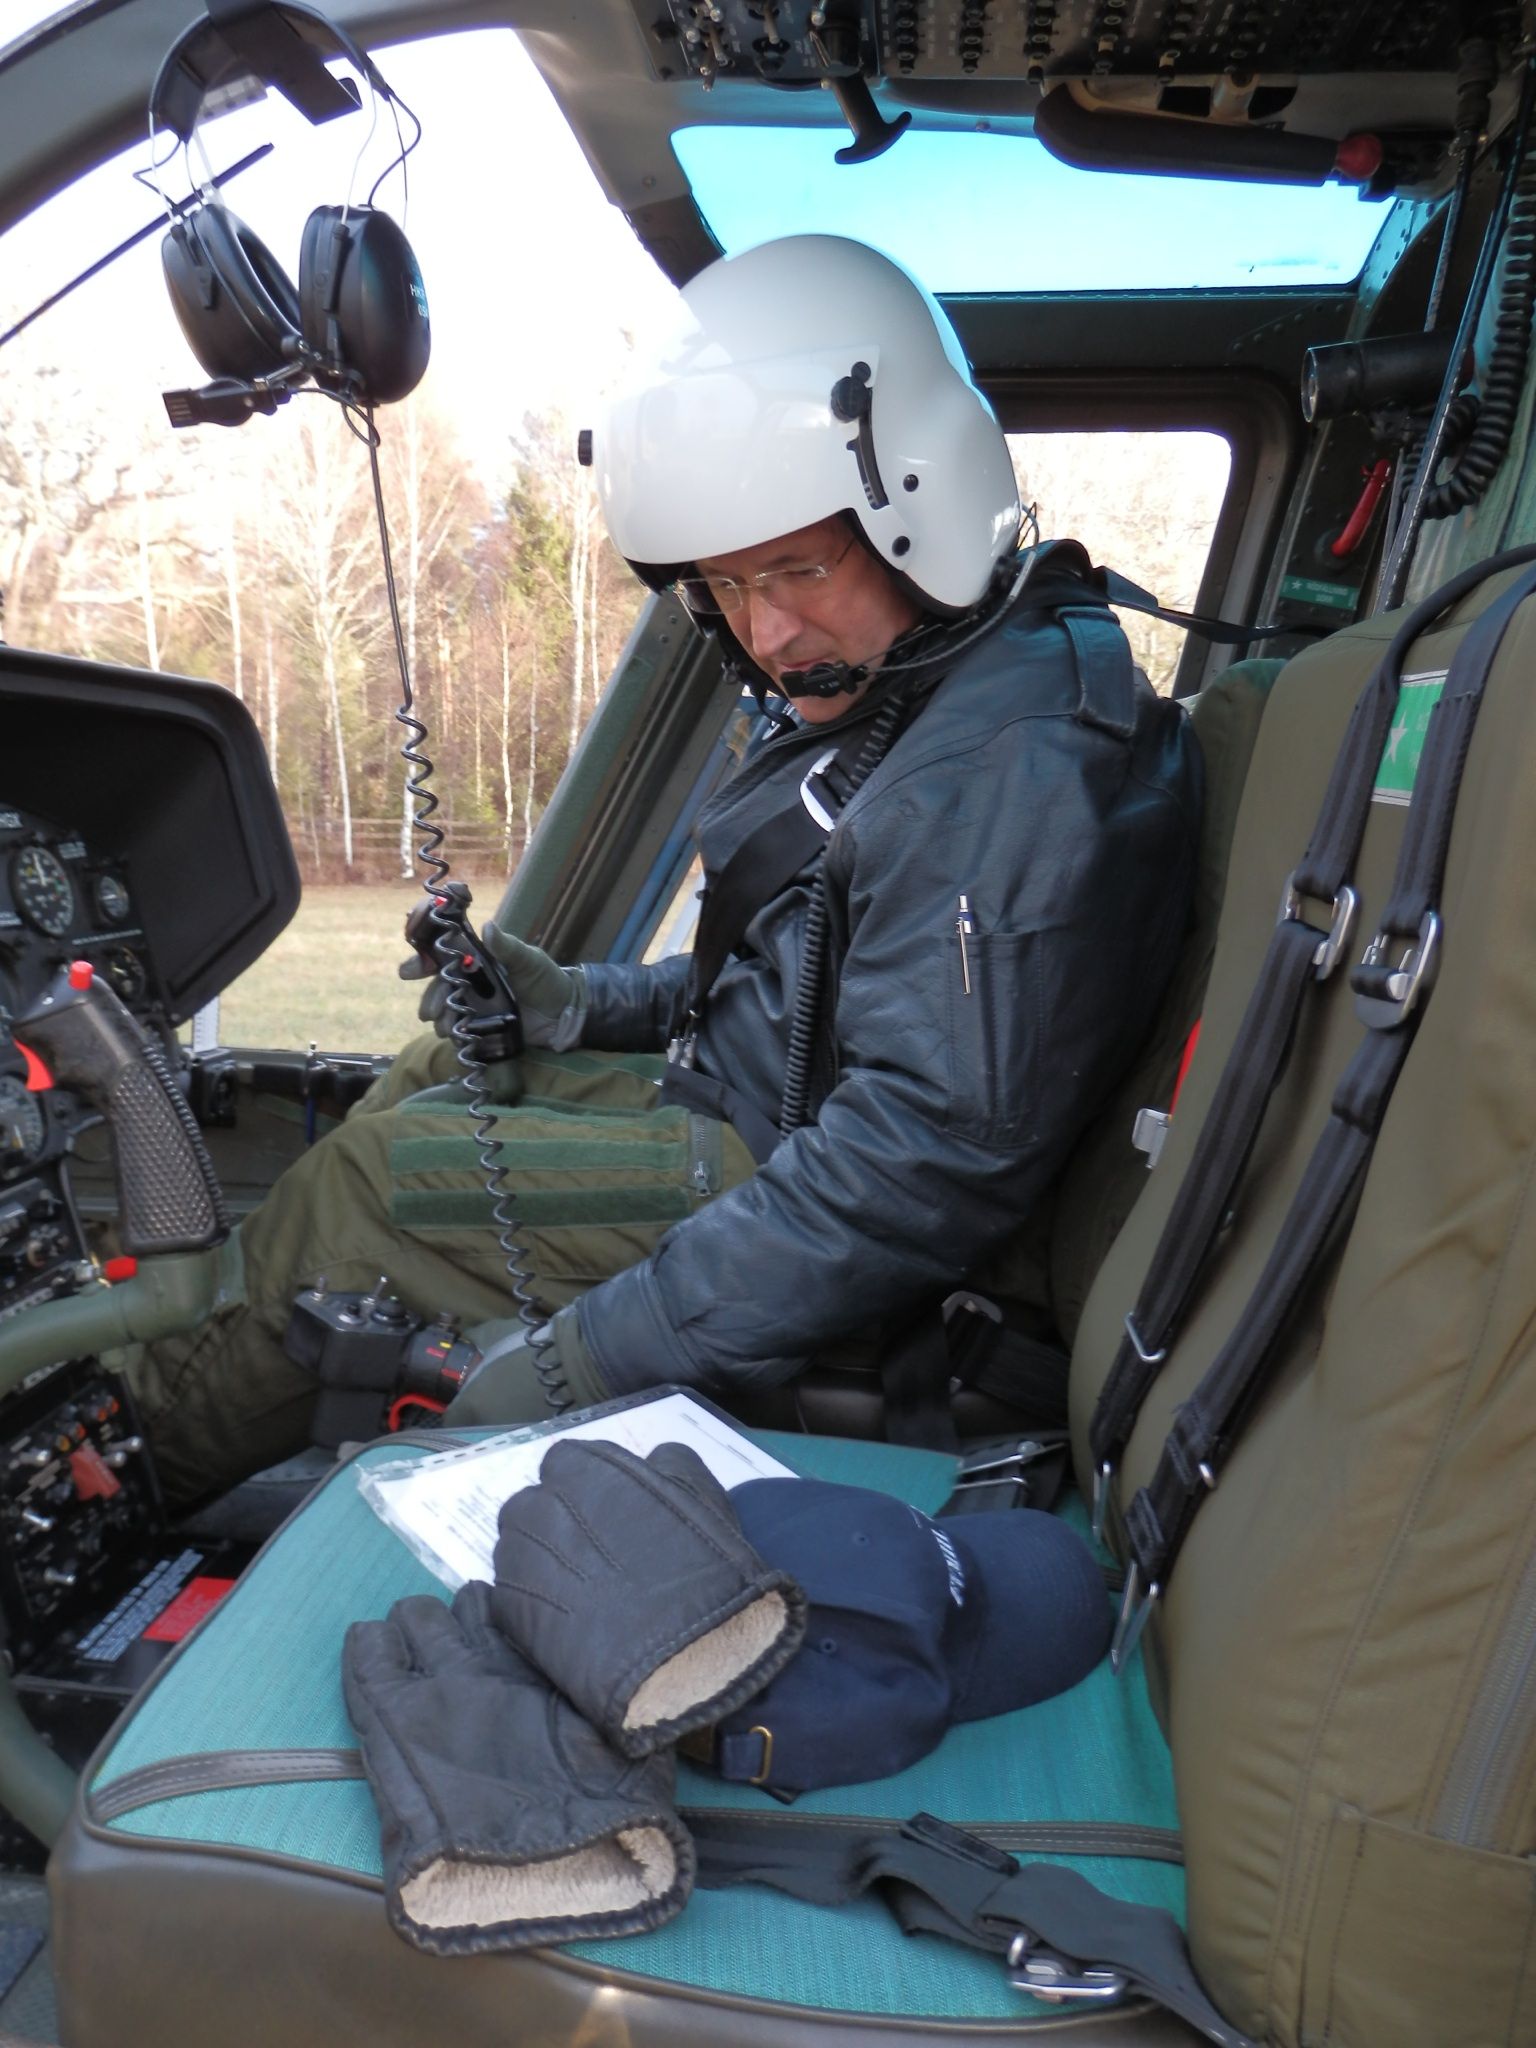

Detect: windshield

[675,126,1390,292]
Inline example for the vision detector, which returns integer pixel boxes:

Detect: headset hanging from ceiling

[146,0,431,425]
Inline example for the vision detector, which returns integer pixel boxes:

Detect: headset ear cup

[161,203,302,382]
[299,204,431,406]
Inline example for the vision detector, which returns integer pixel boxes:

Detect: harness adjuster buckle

[1007,1934,1128,2005]
[1090,1459,1114,1544]
[666,1031,698,1071]
[1109,1560,1161,1676]
[1351,910,1441,1029]
[1278,874,1360,980]
[799,747,845,831]
[1130,1105,1171,1167]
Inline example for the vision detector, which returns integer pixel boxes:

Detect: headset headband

[149,1,391,147]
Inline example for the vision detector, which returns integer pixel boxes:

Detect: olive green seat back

[1070,572,1536,2047]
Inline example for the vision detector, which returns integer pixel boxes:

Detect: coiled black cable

[1414,135,1536,519]
[778,692,907,1136]
[363,409,570,1411]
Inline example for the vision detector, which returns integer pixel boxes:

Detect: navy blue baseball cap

[707,1480,1111,1798]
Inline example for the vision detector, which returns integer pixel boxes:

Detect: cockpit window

[674,126,1390,292]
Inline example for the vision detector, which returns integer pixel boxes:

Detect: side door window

[1008,431,1234,693]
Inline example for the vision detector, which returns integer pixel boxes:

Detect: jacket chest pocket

[943,926,1041,1148]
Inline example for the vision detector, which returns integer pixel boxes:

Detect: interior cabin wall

[1406,230,1536,594]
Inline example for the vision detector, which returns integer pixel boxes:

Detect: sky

[0,18,681,486]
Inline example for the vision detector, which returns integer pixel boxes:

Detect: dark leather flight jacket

[574,563,1203,1398]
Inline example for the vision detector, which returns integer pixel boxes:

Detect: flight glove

[479,924,586,1049]
[342,1581,694,1956]
[491,1439,807,1758]
[399,894,585,1051]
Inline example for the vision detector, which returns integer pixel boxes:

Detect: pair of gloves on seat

[343,1439,806,1956]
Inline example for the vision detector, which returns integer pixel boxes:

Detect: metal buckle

[1278,874,1360,980]
[1109,1561,1160,1675]
[1007,1934,1129,2005]
[1351,911,1442,1030]
[1123,1313,1167,1368]
[745,1725,775,1787]
[941,1289,1003,1328]
[954,1440,1052,1489]
[1090,1459,1113,1544]
[1130,1104,1171,1168]
[665,1031,698,1071]
[799,747,842,831]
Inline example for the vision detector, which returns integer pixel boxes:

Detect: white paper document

[358,1390,798,1591]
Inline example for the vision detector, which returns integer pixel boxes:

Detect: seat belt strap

[655,1061,782,1165]
[1110,555,1536,1668]
[1086,540,1536,1536]
[689,1809,1257,2048]
[673,718,878,1047]
[877,1310,961,1452]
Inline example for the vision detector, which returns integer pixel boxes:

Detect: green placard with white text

[1373,669,1446,806]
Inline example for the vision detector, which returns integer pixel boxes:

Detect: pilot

[129,233,1201,1507]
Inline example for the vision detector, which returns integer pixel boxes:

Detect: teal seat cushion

[89,1432,1178,2024]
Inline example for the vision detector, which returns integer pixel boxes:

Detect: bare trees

[0,349,645,879]
[0,359,130,644]
[1009,431,1232,691]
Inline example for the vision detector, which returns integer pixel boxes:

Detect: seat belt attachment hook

[1007,1933,1129,2005]
[1110,1561,1160,1674]
[1123,1313,1167,1368]
[1278,874,1360,980]
[1351,910,1441,1028]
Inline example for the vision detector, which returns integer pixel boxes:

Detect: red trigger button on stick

[68,960,94,991]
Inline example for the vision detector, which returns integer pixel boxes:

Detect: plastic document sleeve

[358,1387,798,1590]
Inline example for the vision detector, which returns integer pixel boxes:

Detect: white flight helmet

[593,234,1021,615]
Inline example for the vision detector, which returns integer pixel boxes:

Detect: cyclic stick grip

[14,961,230,1258]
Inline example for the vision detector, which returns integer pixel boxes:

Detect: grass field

[213,879,505,1052]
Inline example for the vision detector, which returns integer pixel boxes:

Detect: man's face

[694,517,924,726]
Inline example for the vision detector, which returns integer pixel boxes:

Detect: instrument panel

[0,804,156,1049]
[0,802,166,1310]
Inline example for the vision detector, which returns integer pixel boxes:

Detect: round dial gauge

[94,874,131,925]
[10,845,74,938]
[0,1075,45,1174]
[102,947,147,1006]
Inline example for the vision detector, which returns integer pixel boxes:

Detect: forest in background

[0,335,1229,884]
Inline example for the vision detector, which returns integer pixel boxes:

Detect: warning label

[75,1549,206,1665]
[143,1575,236,1643]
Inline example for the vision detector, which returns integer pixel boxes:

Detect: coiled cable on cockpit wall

[1411,133,1536,518]
[361,406,569,1409]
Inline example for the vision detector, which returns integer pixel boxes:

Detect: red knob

[67,960,94,991]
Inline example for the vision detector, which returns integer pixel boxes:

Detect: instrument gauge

[102,947,148,1006]
[0,1075,45,1175]
[94,874,131,925]
[10,846,74,939]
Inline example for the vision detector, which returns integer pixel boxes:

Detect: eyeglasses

[675,534,855,617]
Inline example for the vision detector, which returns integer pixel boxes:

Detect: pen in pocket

[956,893,974,995]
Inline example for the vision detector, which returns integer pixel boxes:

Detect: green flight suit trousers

[130,1033,755,1508]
